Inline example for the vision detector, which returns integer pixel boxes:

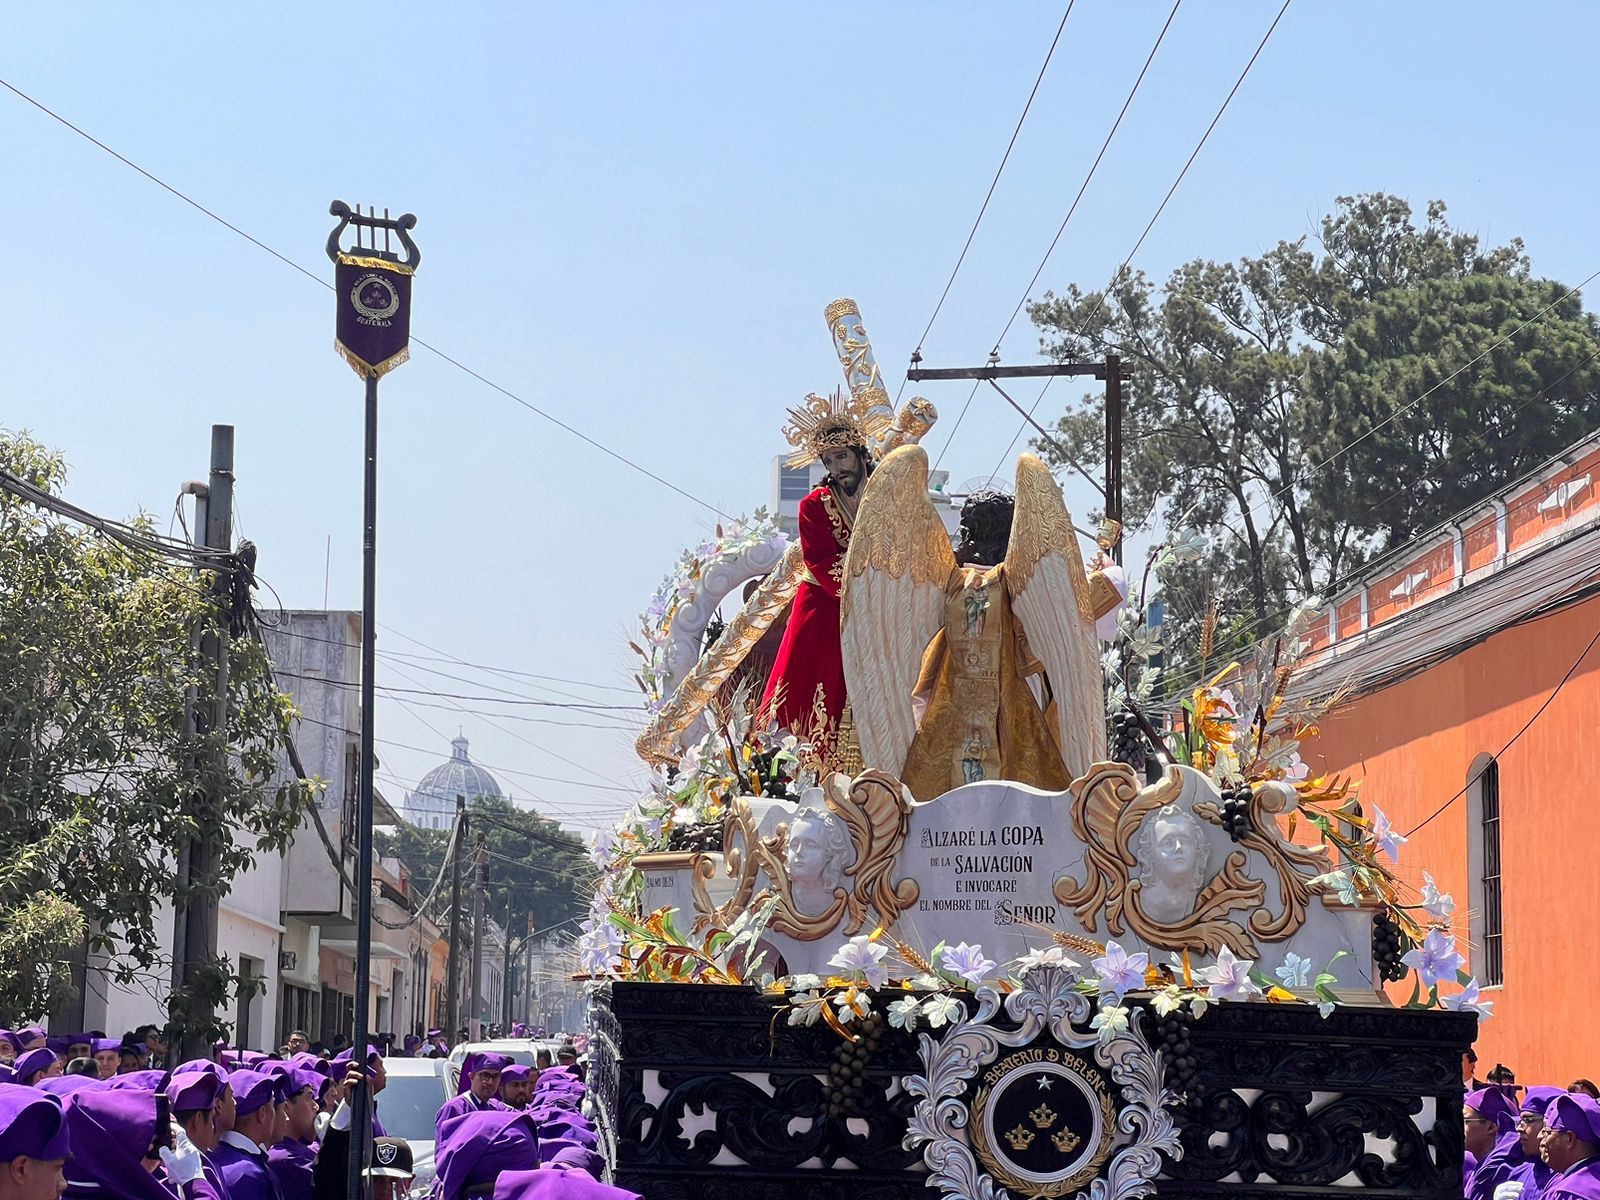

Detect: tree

[1027,195,1600,683]
[0,429,316,1027]
[377,795,590,958]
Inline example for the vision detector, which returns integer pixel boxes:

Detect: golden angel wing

[1005,453,1108,776]
[841,444,955,778]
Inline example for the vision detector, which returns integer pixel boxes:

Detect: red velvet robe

[760,485,851,742]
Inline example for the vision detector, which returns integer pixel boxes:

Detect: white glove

[159,1142,204,1187]
[1493,1184,1525,1200]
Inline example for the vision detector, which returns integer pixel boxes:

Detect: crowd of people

[1464,1051,1600,1199]
[0,1023,636,1200]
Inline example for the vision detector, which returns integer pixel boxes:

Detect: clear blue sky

[4,2,1595,834]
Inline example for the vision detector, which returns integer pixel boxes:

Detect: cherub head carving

[1135,803,1212,924]
[784,809,852,917]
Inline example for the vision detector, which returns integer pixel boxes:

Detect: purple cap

[499,1065,532,1084]
[1466,1086,1519,1135]
[535,1111,597,1148]
[45,1038,72,1059]
[16,1028,45,1046]
[330,1044,383,1068]
[0,1032,20,1055]
[1548,1093,1600,1144]
[1522,1085,1565,1117]
[12,1049,57,1086]
[36,1076,101,1097]
[61,1089,171,1200]
[457,1053,512,1095]
[105,1071,167,1093]
[279,1067,324,1103]
[172,1059,227,1080]
[427,1029,444,1039]
[0,1084,70,1161]
[437,1109,540,1199]
[228,1069,278,1117]
[166,1071,225,1114]
[543,1140,606,1176]
[492,1167,642,1200]
[90,1039,122,1056]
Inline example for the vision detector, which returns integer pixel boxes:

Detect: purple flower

[1401,929,1465,987]
[939,942,997,986]
[1091,941,1149,1001]
[1370,807,1407,863]
[828,936,889,989]
[1196,946,1262,1002]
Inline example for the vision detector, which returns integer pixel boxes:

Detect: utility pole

[469,833,485,1040]
[906,357,1132,561]
[445,795,466,1038]
[500,897,517,1028]
[170,425,235,1064]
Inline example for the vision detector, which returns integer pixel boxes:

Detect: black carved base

[590,982,1475,1200]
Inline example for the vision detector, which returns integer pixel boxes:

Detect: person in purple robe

[327,1046,386,1137]
[92,1039,126,1081]
[206,1070,283,1200]
[436,1054,511,1138]
[1493,1087,1568,1199]
[434,1109,539,1200]
[60,1087,178,1200]
[1472,1088,1561,1196]
[498,1066,532,1111]
[1540,1094,1600,1199]
[266,1068,324,1199]
[11,1051,59,1089]
[0,1082,73,1200]
[490,1167,640,1200]
[538,1138,604,1177]
[109,1071,172,1093]
[166,1072,231,1200]
[36,1076,101,1098]
[1468,1086,1524,1199]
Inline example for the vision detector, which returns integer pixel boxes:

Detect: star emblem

[1035,1074,1053,1091]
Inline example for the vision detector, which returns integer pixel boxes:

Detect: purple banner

[334,254,414,378]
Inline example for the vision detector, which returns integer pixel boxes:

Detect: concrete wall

[1300,592,1600,1084]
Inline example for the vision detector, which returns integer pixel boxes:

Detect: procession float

[579,300,1479,1200]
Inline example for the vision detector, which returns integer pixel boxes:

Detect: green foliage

[0,429,318,1026]
[1029,194,1600,678]
[376,794,590,951]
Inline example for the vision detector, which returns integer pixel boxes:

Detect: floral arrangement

[632,509,784,711]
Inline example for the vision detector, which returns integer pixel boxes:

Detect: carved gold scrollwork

[694,770,919,942]
[1052,762,1335,958]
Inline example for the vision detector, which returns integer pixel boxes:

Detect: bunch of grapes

[1372,910,1412,983]
[1111,709,1147,772]
[823,1011,884,1118]
[1218,780,1252,842]
[1153,1007,1200,1100]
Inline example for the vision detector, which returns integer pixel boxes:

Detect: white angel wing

[841,445,955,777]
[1005,453,1108,775]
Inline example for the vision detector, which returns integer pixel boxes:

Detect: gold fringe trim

[334,339,411,380]
[336,253,415,276]
[824,297,859,323]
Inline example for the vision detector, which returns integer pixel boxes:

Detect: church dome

[407,735,502,827]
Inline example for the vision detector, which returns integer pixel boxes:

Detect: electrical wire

[929,0,1186,469]
[1403,618,1600,839]
[271,669,638,713]
[973,0,1290,471]
[0,76,731,522]
[908,2,1078,373]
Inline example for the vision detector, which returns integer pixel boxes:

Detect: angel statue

[841,446,1106,800]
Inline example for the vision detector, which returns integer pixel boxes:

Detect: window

[779,467,813,502]
[1479,760,1503,987]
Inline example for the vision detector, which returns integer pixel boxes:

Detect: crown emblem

[781,388,892,469]
[1005,1124,1036,1152]
[1030,1102,1058,1130]
[1052,1127,1081,1154]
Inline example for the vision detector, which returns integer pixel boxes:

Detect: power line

[271,668,638,713]
[930,0,1188,470]
[908,2,1078,369]
[1404,618,1600,839]
[975,0,1290,470]
[0,76,731,522]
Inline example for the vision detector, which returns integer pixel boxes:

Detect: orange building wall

[1299,593,1600,1086]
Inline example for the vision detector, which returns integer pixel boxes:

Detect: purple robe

[209,1138,285,1200]
[435,1091,506,1140]
[61,1089,181,1200]
[1472,1131,1531,1200]
[1546,1159,1600,1200]
[267,1138,316,1198]
[1505,1156,1556,1199]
